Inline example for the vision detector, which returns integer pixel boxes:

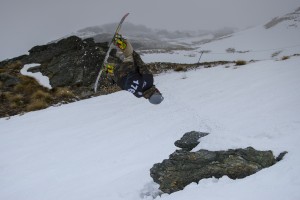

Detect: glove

[143,86,160,99]
[113,34,127,50]
[113,34,133,59]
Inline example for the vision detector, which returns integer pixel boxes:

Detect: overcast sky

[0,0,299,60]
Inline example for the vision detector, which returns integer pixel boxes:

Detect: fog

[0,0,299,60]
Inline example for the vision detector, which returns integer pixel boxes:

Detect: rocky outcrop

[0,73,20,87]
[0,36,124,102]
[25,36,122,89]
[264,7,300,29]
[0,36,124,117]
[150,131,287,194]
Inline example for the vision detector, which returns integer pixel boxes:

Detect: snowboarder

[105,34,164,104]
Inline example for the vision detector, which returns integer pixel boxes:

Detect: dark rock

[25,36,122,89]
[276,151,288,162]
[150,132,286,194]
[27,65,42,73]
[0,73,20,87]
[0,35,124,117]
[174,131,209,151]
[0,55,28,67]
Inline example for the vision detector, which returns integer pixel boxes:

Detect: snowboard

[94,13,130,93]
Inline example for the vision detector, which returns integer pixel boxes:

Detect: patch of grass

[9,102,19,109]
[174,66,186,72]
[26,99,49,112]
[100,84,121,95]
[7,60,23,70]
[13,83,35,94]
[281,56,290,60]
[3,92,24,107]
[11,94,24,105]
[19,76,40,86]
[31,90,52,103]
[13,83,23,92]
[13,76,41,94]
[54,87,75,99]
[235,60,247,66]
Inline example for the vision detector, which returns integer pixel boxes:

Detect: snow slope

[1,56,300,200]
[142,10,300,63]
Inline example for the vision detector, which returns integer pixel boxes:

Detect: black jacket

[115,51,154,98]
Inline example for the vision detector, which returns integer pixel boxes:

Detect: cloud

[0,0,299,60]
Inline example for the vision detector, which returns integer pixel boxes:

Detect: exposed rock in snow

[150,132,286,194]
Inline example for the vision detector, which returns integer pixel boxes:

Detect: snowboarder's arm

[114,34,133,62]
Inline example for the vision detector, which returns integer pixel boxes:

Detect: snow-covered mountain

[64,22,235,52]
[141,7,300,63]
[1,7,300,200]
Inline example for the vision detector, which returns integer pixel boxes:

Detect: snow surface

[1,56,300,200]
[20,64,52,89]
[141,19,300,63]
[1,16,300,200]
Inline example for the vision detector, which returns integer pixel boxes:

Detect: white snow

[1,56,300,200]
[21,64,52,89]
[142,18,300,63]
[1,15,300,200]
